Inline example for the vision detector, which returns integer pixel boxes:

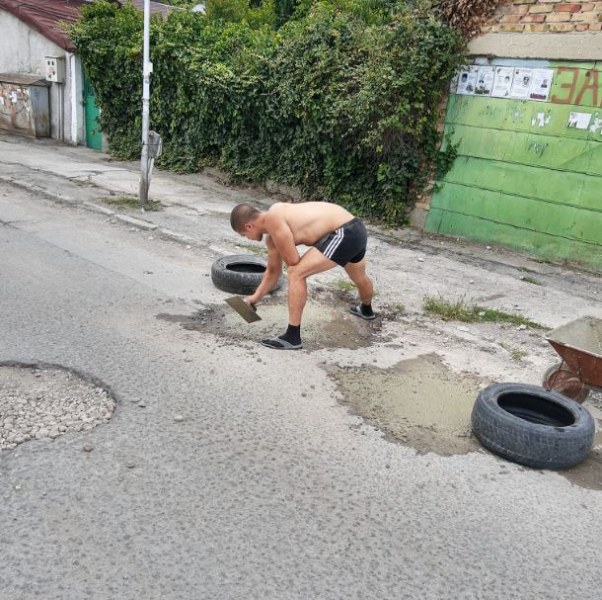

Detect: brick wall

[483,1,602,33]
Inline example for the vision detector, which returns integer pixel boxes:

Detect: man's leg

[287,248,337,324]
[344,258,373,305]
[344,259,375,319]
[261,248,336,349]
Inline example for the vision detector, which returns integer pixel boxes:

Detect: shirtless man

[230,201,375,350]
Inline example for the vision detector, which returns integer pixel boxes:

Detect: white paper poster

[491,67,514,98]
[568,112,592,130]
[510,68,533,100]
[589,116,602,135]
[475,67,494,96]
[529,69,554,102]
[456,66,478,95]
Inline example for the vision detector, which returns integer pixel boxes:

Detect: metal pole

[139,0,152,208]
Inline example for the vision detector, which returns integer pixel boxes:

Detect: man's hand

[244,236,283,307]
[243,296,257,310]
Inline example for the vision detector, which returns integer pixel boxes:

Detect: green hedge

[70,0,464,224]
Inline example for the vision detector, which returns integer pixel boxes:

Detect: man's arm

[245,236,283,306]
[264,212,300,267]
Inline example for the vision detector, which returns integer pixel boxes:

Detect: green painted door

[83,71,102,150]
[426,60,602,271]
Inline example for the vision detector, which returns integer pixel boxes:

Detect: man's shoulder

[265,203,288,224]
[267,202,286,215]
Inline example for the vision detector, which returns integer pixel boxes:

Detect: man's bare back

[265,202,355,246]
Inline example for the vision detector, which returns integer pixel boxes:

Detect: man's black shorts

[313,217,367,267]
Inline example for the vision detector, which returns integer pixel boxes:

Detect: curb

[115,214,158,231]
[2,174,209,251]
[0,174,78,206]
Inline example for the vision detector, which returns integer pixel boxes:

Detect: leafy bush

[70,0,465,225]
[70,2,144,158]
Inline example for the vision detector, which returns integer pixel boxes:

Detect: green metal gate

[426,60,602,271]
[83,71,102,151]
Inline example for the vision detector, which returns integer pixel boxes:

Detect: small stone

[83,443,94,452]
[126,461,136,469]
[138,402,146,408]
[417,257,425,262]
[469,280,474,284]
[174,415,184,423]
[518,324,527,331]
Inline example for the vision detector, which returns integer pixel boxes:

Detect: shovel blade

[225,296,261,323]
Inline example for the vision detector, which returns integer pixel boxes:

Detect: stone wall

[483,1,602,33]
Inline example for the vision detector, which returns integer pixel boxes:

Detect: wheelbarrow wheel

[542,362,590,404]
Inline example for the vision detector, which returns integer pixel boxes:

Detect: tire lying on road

[471,382,595,470]
[211,254,283,296]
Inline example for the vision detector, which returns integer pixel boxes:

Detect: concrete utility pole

[139,0,152,208]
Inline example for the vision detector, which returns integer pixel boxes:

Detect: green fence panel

[428,60,602,271]
[427,208,602,269]
[443,157,600,211]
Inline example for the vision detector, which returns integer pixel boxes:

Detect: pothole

[331,354,485,456]
[158,291,394,350]
[561,391,602,491]
[331,354,602,489]
[331,353,487,455]
[0,363,116,451]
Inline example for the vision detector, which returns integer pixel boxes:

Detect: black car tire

[211,254,283,296]
[471,382,595,470]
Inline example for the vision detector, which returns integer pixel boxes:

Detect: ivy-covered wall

[69,0,465,225]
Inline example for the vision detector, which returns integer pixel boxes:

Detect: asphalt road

[1,182,601,599]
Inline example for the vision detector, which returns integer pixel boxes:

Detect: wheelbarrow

[542,316,602,403]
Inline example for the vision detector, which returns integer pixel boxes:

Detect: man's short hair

[230,203,260,232]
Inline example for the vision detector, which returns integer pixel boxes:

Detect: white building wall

[0,10,83,144]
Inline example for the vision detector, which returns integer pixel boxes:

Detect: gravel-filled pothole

[0,363,115,451]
